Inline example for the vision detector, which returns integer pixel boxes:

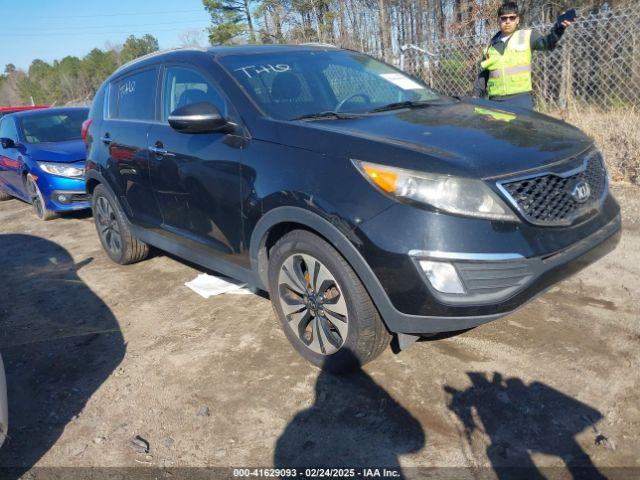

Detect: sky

[0,0,213,71]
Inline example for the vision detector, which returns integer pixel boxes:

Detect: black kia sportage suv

[84,45,621,371]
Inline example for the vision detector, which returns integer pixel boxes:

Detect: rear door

[147,64,244,260]
[101,67,163,228]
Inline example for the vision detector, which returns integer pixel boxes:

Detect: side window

[163,67,226,120]
[0,118,18,141]
[109,68,157,121]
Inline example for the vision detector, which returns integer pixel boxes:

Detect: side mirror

[168,102,233,134]
[0,138,16,149]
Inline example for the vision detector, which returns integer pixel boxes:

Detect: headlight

[38,162,85,179]
[353,160,518,221]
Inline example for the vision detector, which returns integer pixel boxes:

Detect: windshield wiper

[290,111,362,121]
[368,100,435,113]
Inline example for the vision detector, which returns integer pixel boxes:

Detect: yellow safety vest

[481,29,533,98]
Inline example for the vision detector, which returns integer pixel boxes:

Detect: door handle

[101,134,112,145]
[149,145,168,155]
[149,142,173,157]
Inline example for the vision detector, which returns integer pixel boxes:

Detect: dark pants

[490,92,535,110]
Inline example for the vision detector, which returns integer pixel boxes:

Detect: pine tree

[203,0,257,45]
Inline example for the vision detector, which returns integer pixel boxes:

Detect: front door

[148,65,244,261]
[0,117,25,198]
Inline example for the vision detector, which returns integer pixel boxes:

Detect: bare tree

[378,0,393,61]
[179,29,206,48]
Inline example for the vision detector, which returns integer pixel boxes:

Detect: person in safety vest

[472,2,574,110]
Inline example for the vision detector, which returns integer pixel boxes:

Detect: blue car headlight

[38,162,85,179]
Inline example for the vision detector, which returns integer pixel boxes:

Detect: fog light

[57,194,69,203]
[419,260,465,294]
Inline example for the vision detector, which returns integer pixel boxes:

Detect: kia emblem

[571,181,591,203]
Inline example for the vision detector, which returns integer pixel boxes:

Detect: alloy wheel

[26,177,44,219]
[277,253,349,355]
[95,196,122,255]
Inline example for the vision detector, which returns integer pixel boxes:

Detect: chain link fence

[395,9,640,111]
[387,9,640,184]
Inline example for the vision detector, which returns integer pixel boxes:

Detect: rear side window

[109,68,157,121]
[0,117,18,142]
[162,66,227,120]
[90,84,106,120]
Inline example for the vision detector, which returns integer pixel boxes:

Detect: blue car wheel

[26,174,58,221]
[0,187,11,201]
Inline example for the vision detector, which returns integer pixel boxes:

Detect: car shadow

[444,371,607,479]
[61,209,93,220]
[274,351,425,478]
[0,234,124,478]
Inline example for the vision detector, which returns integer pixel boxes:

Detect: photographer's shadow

[445,372,607,479]
[274,351,425,477]
[0,234,124,478]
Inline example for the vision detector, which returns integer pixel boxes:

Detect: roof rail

[113,47,206,74]
[299,42,338,48]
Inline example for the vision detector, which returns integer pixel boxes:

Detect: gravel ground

[0,184,638,479]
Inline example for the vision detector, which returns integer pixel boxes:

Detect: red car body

[0,105,49,118]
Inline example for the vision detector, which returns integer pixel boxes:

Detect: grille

[499,151,607,226]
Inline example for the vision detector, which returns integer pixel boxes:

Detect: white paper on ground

[226,287,256,295]
[185,273,250,298]
[380,72,423,90]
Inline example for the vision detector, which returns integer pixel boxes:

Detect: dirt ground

[0,184,638,479]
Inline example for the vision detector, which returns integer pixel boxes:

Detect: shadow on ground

[274,351,425,477]
[445,371,607,479]
[0,234,124,478]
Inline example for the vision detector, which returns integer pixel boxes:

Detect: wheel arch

[86,177,100,195]
[249,207,397,331]
[85,170,120,203]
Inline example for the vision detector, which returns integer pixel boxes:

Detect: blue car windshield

[219,50,443,120]
[19,110,87,144]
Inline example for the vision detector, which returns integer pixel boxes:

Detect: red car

[0,105,49,119]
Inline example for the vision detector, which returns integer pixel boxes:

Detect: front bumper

[49,190,91,211]
[38,175,90,211]
[357,198,621,334]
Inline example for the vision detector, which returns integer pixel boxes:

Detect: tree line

[0,35,159,107]
[2,0,635,107]
[203,0,635,60]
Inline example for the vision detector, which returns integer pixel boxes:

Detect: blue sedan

[0,107,90,220]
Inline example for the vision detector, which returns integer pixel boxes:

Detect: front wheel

[92,184,149,265]
[26,174,58,221]
[0,188,12,201]
[268,230,391,373]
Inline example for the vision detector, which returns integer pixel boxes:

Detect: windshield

[19,109,88,144]
[219,50,443,120]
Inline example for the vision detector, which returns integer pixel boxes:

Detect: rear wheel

[0,188,11,201]
[268,230,391,373]
[92,184,149,265]
[26,174,58,221]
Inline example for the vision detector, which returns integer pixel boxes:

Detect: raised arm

[530,17,573,51]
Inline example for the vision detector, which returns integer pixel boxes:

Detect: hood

[26,139,86,163]
[275,100,593,179]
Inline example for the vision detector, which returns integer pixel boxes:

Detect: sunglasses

[500,14,519,21]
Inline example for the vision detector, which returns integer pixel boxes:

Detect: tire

[0,188,11,201]
[268,230,391,373]
[92,184,149,265]
[26,174,58,221]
